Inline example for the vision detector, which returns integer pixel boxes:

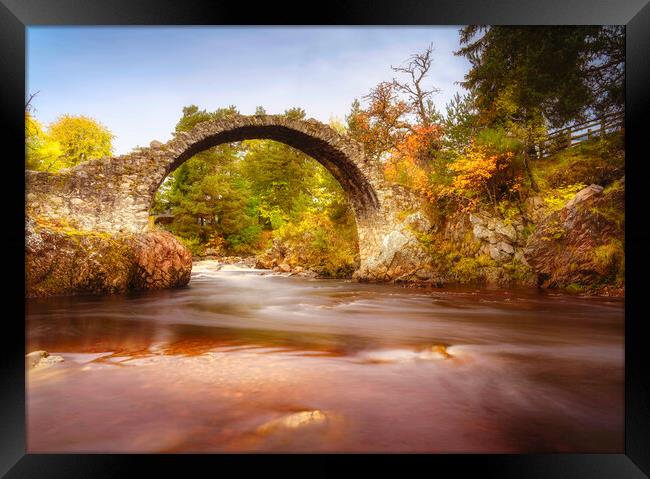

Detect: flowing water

[26,261,624,453]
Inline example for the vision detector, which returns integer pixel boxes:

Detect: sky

[27,27,471,155]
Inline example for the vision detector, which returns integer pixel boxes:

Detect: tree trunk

[522,152,539,193]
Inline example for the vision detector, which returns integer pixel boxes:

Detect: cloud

[28,27,471,155]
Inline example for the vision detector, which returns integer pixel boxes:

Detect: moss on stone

[565,283,586,294]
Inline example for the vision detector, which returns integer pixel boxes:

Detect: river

[26,260,624,453]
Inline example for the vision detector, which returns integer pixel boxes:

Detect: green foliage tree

[153,105,256,251]
[241,139,320,228]
[442,92,479,154]
[455,26,624,192]
[456,26,624,129]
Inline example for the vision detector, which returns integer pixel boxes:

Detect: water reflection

[26,262,624,452]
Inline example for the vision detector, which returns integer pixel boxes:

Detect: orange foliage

[348,82,412,160]
[438,143,519,210]
[384,124,443,200]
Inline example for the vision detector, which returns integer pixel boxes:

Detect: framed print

[1,0,649,477]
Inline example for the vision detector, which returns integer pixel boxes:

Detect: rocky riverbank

[385,180,624,295]
[26,218,192,298]
[217,180,623,295]
[525,179,624,295]
[25,178,624,298]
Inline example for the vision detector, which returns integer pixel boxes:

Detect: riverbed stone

[26,350,64,369]
[278,262,292,273]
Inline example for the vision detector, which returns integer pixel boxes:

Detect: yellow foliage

[48,114,114,168]
[543,183,588,211]
[26,113,114,172]
[25,113,63,171]
[437,142,519,211]
[274,213,359,277]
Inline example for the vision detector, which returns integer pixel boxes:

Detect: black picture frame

[2,1,648,477]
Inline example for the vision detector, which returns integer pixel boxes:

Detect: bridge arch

[150,115,381,220]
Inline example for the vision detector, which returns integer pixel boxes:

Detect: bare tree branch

[390,44,441,126]
[25,91,40,114]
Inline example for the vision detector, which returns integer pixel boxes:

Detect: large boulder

[126,231,193,290]
[523,181,624,289]
[354,212,435,282]
[26,220,192,297]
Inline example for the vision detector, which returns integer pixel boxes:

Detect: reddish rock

[523,181,624,289]
[26,220,192,297]
[127,231,193,290]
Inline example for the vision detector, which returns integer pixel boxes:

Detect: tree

[346,45,444,164]
[437,136,522,211]
[453,26,625,192]
[153,105,252,247]
[241,139,320,228]
[283,107,307,120]
[25,113,63,171]
[346,83,412,160]
[47,115,114,168]
[456,26,624,129]
[391,43,441,126]
[442,92,480,153]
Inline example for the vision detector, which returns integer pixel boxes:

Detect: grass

[531,131,624,192]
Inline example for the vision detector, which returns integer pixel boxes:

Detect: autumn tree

[346,83,413,161]
[25,107,113,172]
[347,44,444,169]
[26,114,66,171]
[437,130,523,211]
[47,115,114,168]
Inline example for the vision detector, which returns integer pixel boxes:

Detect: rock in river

[26,350,64,369]
[26,219,192,297]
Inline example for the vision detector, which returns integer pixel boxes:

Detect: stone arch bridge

[26,115,431,282]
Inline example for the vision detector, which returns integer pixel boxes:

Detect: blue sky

[27,27,471,155]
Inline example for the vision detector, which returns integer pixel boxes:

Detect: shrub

[543,183,587,211]
[272,214,359,277]
[177,236,204,256]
